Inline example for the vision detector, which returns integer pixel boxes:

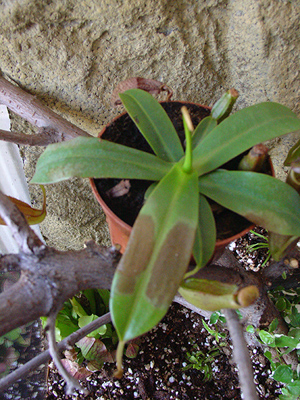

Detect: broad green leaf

[119,89,184,162]
[259,330,275,346]
[274,334,299,348]
[209,312,220,324]
[110,164,199,374]
[188,194,216,275]
[192,117,217,149]
[272,365,293,384]
[31,137,173,184]
[198,170,300,236]
[78,315,107,337]
[179,279,258,311]
[193,102,300,176]
[286,381,300,396]
[55,314,78,340]
[0,186,46,225]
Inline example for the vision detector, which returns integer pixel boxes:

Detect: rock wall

[0,0,299,249]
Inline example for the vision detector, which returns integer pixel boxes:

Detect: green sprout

[182,345,220,382]
[246,230,271,268]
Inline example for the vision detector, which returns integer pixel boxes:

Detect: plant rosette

[90,100,267,254]
[31,87,300,376]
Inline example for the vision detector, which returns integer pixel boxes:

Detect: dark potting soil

[45,302,282,400]
[94,102,257,241]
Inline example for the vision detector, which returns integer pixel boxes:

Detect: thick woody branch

[0,243,119,336]
[0,74,91,142]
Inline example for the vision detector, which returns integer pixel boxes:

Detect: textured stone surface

[0,0,299,249]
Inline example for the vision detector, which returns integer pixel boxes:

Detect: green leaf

[210,312,220,324]
[119,89,184,162]
[246,325,255,333]
[286,381,300,396]
[110,164,199,375]
[97,289,110,311]
[259,330,275,346]
[275,297,288,312]
[193,102,300,176]
[264,350,273,363]
[55,314,78,340]
[78,315,107,337]
[273,365,293,384]
[269,318,279,333]
[31,137,173,184]
[70,297,88,318]
[274,334,299,348]
[192,117,217,149]
[192,194,216,269]
[198,170,300,236]
[4,328,22,342]
[110,164,198,342]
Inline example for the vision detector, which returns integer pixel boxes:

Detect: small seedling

[202,318,227,344]
[182,345,220,381]
[246,229,271,268]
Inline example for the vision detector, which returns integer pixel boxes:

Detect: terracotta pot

[90,101,273,254]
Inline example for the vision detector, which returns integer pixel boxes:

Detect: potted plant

[90,89,262,253]
[31,85,300,377]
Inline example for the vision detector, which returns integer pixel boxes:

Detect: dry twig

[0,74,91,144]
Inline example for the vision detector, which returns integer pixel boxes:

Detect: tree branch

[0,243,119,336]
[46,312,88,395]
[223,309,258,400]
[0,128,65,146]
[0,74,91,142]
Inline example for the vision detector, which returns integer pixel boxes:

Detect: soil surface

[45,301,281,400]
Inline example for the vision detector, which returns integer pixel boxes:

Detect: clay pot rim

[90,100,273,248]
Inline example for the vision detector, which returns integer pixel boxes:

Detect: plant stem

[222,309,258,400]
[182,106,194,173]
[115,340,126,378]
